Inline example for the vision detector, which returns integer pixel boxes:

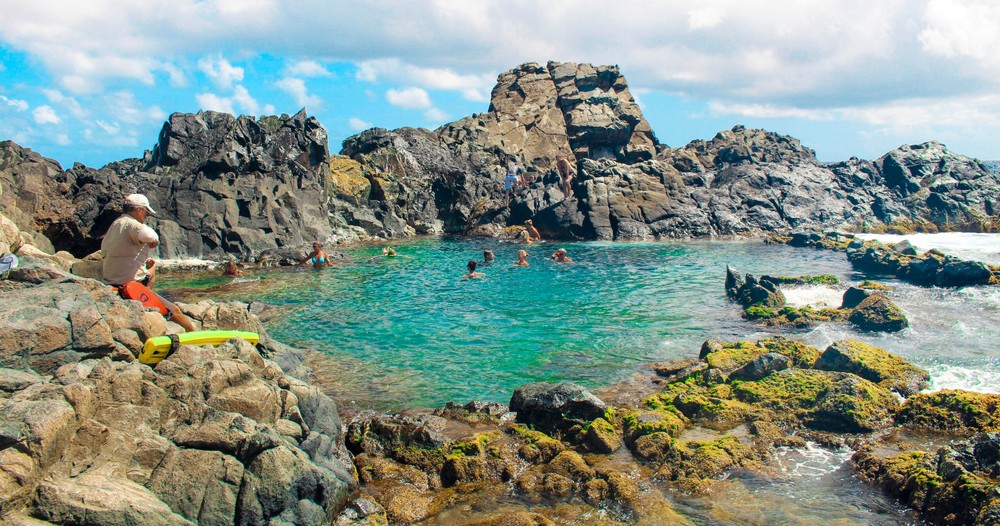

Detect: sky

[1,0,999,169]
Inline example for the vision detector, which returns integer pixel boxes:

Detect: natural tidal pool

[161,236,1000,411]
[159,235,999,525]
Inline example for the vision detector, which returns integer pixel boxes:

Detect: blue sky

[1,0,999,169]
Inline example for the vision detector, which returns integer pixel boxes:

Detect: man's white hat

[124,194,156,215]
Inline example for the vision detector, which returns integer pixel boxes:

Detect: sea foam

[782,285,843,309]
[775,442,852,478]
[925,364,1000,394]
[856,232,1000,265]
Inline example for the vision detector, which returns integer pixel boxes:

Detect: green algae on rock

[897,390,1000,432]
[814,339,929,396]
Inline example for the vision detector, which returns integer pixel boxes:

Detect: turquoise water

[160,237,1000,410]
[161,238,850,408]
[158,237,1000,525]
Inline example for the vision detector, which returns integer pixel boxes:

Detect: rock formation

[2,61,1000,260]
[0,212,356,524]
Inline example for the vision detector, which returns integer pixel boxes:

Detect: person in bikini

[302,242,334,268]
[101,193,196,331]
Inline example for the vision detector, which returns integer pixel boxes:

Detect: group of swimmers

[463,247,573,279]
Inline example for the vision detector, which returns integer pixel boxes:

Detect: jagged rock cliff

[1,61,998,259]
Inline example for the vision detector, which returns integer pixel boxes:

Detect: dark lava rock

[729,352,790,382]
[509,382,607,433]
[840,286,875,309]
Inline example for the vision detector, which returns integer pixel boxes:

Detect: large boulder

[848,294,909,333]
[509,382,607,433]
[0,340,355,524]
[814,339,929,396]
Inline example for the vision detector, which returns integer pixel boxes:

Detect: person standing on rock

[504,163,521,207]
[101,193,196,332]
[555,155,576,197]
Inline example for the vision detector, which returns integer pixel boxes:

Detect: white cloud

[711,93,1000,129]
[43,89,87,118]
[386,87,432,110]
[198,55,244,90]
[919,0,1000,68]
[196,92,235,115]
[55,134,71,146]
[276,77,322,109]
[285,60,332,78]
[687,8,723,30]
[423,107,449,122]
[196,85,272,116]
[348,117,372,131]
[33,105,61,125]
[1,95,29,112]
[358,59,492,102]
[96,120,121,135]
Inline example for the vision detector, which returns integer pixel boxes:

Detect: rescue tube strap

[167,334,181,357]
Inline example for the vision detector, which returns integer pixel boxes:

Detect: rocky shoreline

[3,58,1000,525]
[5,206,1000,524]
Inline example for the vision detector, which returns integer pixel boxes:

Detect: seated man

[101,194,196,331]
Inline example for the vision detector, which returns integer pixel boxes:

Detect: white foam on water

[925,364,1000,394]
[782,285,843,309]
[775,442,853,479]
[856,232,1000,265]
[158,258,216,270]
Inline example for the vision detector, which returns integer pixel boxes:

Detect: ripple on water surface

[160,237,1000,411]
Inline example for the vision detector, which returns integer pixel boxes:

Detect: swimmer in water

[551,248,573,263]
[515,250,529,267]
[301,242,333,268]
[222,258,243,276]
[463,260,484,279]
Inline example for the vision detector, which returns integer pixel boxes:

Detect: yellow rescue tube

[140,330,260,365]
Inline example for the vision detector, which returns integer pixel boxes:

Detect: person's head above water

[483,250,494,261]
[467,260,477,273]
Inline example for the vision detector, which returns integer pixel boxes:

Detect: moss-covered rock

[508,426,564,464]
[809,374,899,432]
[859,280,893,291]
[848,293,909,333]
[622,408,687,443]
[632,431,675,461]
[762,274,839,286]
[672,392,759,428]
[658,435,756,484]
[583,417,622,454]
[732,369,898,432]
[897,390,1000,432]
[853,436,1000,526]
[701,340,768,372]
[758,337,823,368]
[814,339,929,396]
